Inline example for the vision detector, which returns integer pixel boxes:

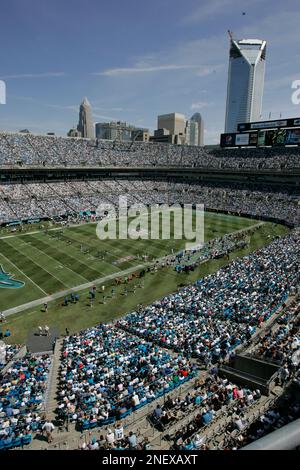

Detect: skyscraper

[157,113,186,136]
[225,37,266,133]
[190,113,204,146]
[77,97,94,139]
[185,119,198,146]
[95,121,149,142]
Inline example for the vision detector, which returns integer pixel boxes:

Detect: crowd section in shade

[247,302,300,366]
[0,179,299,226]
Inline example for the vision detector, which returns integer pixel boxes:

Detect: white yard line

[2,219,266,317]
[0,222,98,240]
[3,262,148,317]
[4,239,69,290]
[38,233,119,277]
[19,236,89,284]
[0,252,48,296]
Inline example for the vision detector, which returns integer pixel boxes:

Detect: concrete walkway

[45,339,63,420]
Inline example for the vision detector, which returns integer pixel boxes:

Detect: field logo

[291,80,300,105]
[0,265,25,289]
[0,80,6,104]
[96,196,204,251]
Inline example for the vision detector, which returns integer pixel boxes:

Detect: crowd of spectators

[151,373,261,434]
[248,302,300,367]
[117,230,300,364]
[57,324,197,430]
[0,343,22,371]
[173,231,249,273]
[0,354,52,449]
[78,428,151,450]
[168,299,300,450]
[169,373,263,450]
[0,179,299,226]
[216,389,300,450]
[0,131,299,170]
[170,353,300,451]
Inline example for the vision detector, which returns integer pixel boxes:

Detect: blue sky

[0,0,299,143]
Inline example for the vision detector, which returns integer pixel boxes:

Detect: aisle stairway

[45,338,63,420]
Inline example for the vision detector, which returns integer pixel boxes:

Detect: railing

[240,417,300,450]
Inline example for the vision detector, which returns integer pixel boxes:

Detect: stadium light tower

[224,32,267,133]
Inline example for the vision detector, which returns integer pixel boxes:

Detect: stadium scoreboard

[220,132,258,147]
[237,117,300,132]
[220,117,300,147]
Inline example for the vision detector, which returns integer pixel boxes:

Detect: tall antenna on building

[227,30,234,41]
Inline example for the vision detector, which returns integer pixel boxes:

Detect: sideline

[3,221,264,318]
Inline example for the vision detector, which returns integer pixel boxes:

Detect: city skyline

[0,0,299,143]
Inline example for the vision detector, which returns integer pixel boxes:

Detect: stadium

[0,131,299,451]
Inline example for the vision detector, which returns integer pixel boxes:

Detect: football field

[0,211,257,311]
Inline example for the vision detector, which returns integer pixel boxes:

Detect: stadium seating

[0,131,299,170]
[0,354,51,449]
[0,179,299,226]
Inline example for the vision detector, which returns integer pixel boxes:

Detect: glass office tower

[225,38,266,133]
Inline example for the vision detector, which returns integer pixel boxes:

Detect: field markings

[72,224,184,264]
[33,232,118,279]
[69,232,160,268]
[63,224,145,263]
[0,252,48,296]
[3,220,266,318]
[45,225,165,275]
[49,231,123,273]
[3,261,148,317]
[1,215,264,313]
[0,222,98,240]
[20,235,89,284]
[4,238,70,290]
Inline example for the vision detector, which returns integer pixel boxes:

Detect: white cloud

[46,104,78,111]
[9,95,78,112]
[190,101,212,110]
[203,128,220,144]
[93,113,118,121]
[1,72,67,79]
[92,106,128,112]
[93,64,202,76]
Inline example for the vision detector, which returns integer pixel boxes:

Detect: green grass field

[0,211,256,310]
[0,212,289,344]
